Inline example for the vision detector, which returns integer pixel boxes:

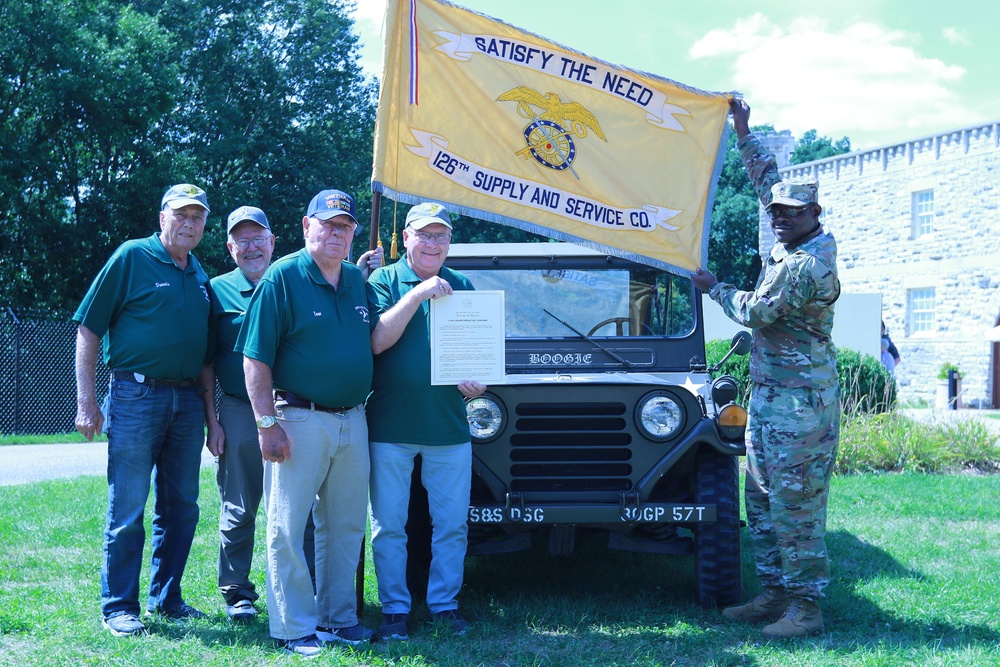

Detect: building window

[911,189,934,238]
[908,287,936,334]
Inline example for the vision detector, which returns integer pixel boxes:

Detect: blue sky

[350,0,1000,151]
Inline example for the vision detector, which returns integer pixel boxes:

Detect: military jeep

[408,242,749,608]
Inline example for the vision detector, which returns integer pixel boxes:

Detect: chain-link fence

[1,307,110,435]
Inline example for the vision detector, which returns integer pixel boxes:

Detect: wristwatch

[256,415,277,429]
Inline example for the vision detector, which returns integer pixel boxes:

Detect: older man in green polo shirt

[74,183,220,637]
[208,205,276,623]
[366,202,487,641]
[236,189,374,657]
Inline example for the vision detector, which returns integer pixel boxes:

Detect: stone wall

[759,122,1000,407]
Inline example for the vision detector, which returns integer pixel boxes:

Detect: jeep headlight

[467,396,505,442]
[636,392,683,441]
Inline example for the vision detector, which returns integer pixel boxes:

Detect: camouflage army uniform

[708,133,841,601]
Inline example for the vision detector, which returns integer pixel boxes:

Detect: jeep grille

[508,401,633,492]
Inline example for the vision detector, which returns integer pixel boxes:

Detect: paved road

[0,441,217,487]
[2,410,997,486]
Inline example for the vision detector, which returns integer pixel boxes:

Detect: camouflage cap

[764,180,819,211]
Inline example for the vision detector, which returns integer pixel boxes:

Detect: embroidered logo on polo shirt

[313,311,322,317]
[355,305,369,323]
[155,282,170,288]
[200,286,209,301]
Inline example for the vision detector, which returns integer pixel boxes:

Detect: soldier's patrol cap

[765,180,819,211]
[226,206,271,234]
[162,183,210,212]
[405,202,453,230]
[307,189,358,225]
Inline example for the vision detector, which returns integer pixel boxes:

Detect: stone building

[760,121,1000,408]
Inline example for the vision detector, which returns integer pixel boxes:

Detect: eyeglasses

[232,236,271,250]
[413,231,452,244]
[769,206,810,220]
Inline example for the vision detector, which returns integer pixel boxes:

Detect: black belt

[274,390,355,415]
[113,370,196,389]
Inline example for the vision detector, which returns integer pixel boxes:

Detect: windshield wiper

[542,308,631,367]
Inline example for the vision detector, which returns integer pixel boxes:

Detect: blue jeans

[369,441,471,615]
[101,378,205,619]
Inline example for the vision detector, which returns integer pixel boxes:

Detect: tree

[1,0,179,310]
[0,0,377,310]
[707,125,852,290]
[790,129,851,165]
[706,125,773,290]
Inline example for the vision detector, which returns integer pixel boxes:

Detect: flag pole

[369,189,382,252]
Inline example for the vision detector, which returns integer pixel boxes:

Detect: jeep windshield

[444,243,705,374]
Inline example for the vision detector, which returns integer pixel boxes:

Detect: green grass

[2,470,999,666]
[0,432,105,445]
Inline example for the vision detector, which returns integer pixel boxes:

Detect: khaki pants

[263,405,369,640]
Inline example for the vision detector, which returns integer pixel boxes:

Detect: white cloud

[942,26,970,46]
[349,0,388,77]
[690,15,976,148]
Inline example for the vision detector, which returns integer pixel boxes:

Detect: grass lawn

[1,470,999,666]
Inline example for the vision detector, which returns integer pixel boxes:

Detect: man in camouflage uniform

[692,97,841,638]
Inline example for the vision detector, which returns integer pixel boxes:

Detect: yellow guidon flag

[372,0,733,274]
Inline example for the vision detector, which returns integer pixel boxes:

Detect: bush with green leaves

[706,339,896,414]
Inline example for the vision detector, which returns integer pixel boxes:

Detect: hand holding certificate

[430,291,505,385]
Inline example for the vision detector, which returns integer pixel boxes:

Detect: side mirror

[709,330,752,373]
[731,330,751,356]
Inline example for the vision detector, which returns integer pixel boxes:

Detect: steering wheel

[587,317,654,336]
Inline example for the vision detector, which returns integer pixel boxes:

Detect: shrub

[705,337,752,406]
[838,411,1000,474]
[937,362,961,380]
[706,340,896,415]
[837,348,897,415]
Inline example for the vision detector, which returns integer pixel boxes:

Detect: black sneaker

[279,634,323,658]
[431,609,469,636]
[102,613,147,637]
[315,623,374,646]
[225,598,258,622]
[379,613,409,641]
[146,602,207,621]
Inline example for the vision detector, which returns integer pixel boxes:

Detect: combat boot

[721,587,790,623]
[761,597,824,638]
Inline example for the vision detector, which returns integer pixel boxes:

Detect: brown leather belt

[274,390,354,415]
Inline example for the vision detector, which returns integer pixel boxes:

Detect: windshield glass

[463,266,695,338]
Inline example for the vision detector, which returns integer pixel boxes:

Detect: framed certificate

[430,290,506,385]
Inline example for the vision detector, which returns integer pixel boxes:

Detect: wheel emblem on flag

[498,86,606,177]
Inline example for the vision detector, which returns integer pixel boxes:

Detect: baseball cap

[405,202,453,230]
[764,181,819,211]
[162,183,210,212]
[307,189,357,224]
[226,206,271,234]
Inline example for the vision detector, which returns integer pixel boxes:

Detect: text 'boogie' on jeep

[438,242,750,608]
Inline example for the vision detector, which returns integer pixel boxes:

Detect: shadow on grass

[457,528,762,666]
[825,529,999,646]
[448,526,997,663]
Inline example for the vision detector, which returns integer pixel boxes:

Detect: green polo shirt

[365,256,475,446]
[73,233,211,381]
[210,267,257,401]
[237,248,373,408]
